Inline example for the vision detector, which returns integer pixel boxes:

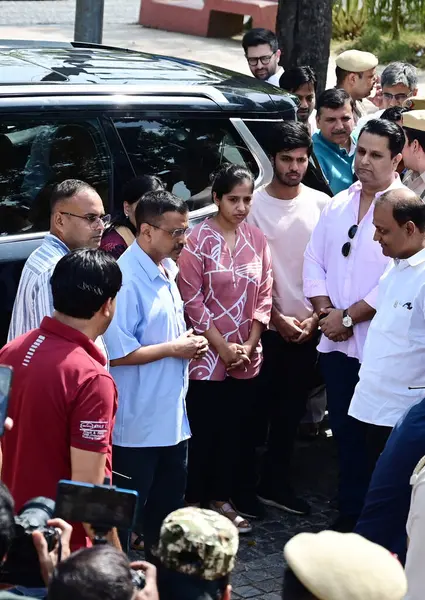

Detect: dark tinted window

[0,119,112,236]
[113,118,259,212]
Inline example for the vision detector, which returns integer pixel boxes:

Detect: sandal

[209,501,252,534]
[131,532,144,551]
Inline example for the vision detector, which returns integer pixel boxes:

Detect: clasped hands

[319,308,353,342]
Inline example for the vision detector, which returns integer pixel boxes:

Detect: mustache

[332,130,347,135]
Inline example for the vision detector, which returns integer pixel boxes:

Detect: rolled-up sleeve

[254,237,273,326]
[303,208,329,298]
[178,235,213,334]
[103,283,142,360]
[363,284,379,310]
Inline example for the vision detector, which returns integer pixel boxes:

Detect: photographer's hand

[32,518,73,586]
[130,561,159,600]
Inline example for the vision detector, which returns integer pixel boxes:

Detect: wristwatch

[342,309,353,328]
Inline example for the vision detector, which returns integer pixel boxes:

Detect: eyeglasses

[145,222,189,239]
[383,92,412,103]
[341,224,358,257]
[60,212,111,229]
[246,53,275,67]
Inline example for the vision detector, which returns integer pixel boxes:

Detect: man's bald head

[374,188,425,258]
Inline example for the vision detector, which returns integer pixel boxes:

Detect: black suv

[0,39,298,344]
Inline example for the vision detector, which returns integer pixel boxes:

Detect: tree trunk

[391,0,401,40]
[276,0,333,97]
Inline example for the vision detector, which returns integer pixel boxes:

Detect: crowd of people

[0,24,425,600]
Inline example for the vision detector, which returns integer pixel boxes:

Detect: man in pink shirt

[303,118,406,532]
[248,121,330,516]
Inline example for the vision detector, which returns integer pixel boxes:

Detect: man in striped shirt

[8,179,108,342]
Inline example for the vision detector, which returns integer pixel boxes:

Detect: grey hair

[381,62,418,91]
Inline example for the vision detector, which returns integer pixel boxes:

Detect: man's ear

[276,48,282,63]
[222,583,232,600]
[392,152,403,171]
[101,297,114,319]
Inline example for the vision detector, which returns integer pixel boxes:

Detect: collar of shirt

[347,172,403,199]
[39,316,106,366]
[45,233,69,254]
[129,241,178,283]
[266,67,284,86]
[395,247,425,271]
[315,131,354,157]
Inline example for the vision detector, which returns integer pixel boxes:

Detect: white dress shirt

[303,176,406,361]
[266,67,284,86]
[349,248,425,427]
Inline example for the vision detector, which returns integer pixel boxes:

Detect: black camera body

[1,497,57,587]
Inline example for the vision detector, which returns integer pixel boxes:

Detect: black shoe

[329,515,358,532]
[231,493,266,519]
[257,489,311,515]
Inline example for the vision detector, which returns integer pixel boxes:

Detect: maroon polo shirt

[0,317,117,551]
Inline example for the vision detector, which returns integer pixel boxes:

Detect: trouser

[320,351,370,519]
[112,440,188,561]
[185,377,257,503]
[258,330,319,493]
[365,423,393,476]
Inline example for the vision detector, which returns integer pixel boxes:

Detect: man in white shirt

[303,118,406,532]
[246,121,329,517]
[242,28,283,86]
[349,188,425,473]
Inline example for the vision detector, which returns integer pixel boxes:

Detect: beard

[275,171,304,187]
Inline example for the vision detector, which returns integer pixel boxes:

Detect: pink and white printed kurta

[178,218,273,381]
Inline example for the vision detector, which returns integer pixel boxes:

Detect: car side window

[113,118,259,211]
[0,119,112,236]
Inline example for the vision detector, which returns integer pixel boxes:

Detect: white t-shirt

[349,248,425,427]
[247,184,329,322]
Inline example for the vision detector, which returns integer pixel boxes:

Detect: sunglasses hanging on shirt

[341,224,359,257]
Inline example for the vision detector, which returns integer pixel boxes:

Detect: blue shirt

[8,234,68,341]
[104,241,190,448]
[312,131,355,195]
[355,398,425,564]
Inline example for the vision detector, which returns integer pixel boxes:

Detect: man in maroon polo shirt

[0,248,122,551]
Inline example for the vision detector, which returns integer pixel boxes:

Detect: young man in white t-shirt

[247,121,329,516]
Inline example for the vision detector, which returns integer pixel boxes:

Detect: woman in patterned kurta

[178,164,273,533]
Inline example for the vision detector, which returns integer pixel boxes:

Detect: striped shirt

[8,234,68,342]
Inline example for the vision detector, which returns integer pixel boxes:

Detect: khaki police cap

[403,110,425,133]
[404,97,425,111]
[336,50,378,73]
[284,530,407,600]
[156,507,239,581]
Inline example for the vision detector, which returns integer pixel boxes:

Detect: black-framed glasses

[246,53,275,67]
[145,221,189,239]
[60,212,111,229]
[383,91,412,103]
[341,224,358,257]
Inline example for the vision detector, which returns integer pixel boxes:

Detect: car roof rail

[71,41,140,54]
[0,40,73,49]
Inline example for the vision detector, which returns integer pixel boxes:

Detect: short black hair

[281,566,317,600]
[279,66,317,93]
[47,545,134,600]
[335,65,364,87]
[376,189,425,232]
[316,88,351,117]
[268,121,312,157]
[50,179,96,211]
[358,118,405,158]
[242,28,278,53]
[404,126,425,153]
[0,482,15,563]
[51,248,122,320]
[211,164,254,200]
[158,567,229,600]
[381,106,408,124]
[135,190,188,233]
[110,175,165,232]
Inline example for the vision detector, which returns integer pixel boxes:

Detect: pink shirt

[178,218,273,381]
[303,176,406,361]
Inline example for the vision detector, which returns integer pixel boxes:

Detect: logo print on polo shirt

[21,335,46,367]
[403,302,413,310]
[80,421,109,442]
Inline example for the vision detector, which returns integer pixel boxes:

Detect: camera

[1,496,57,587]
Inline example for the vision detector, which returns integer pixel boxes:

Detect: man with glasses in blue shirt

[242,28,283,86]
[8,179,109,341]
[103,190,208,562]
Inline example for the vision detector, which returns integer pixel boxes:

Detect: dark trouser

[258,330,319,493]
[185,377,257,503]
[112,440,188,561]
[365,423,393,476]
[320,351,369,519]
